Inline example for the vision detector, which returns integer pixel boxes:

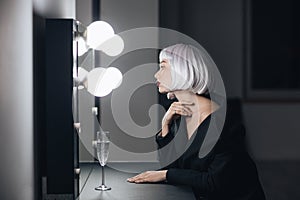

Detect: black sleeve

[166,124,246,195]
[155,129,174,148]
[155,120,179,169]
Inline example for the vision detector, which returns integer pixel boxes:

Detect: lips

[156,81,160,87]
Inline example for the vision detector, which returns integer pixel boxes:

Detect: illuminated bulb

[86,67,122,97]
[87,21,115,49]
[78,67,88,82]
[77,37,88,56]
[87,68,106,96]
[105,67,123,89]
[77,67,88,89]
[97,35,124,56]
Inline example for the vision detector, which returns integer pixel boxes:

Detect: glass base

[95,185,111,191]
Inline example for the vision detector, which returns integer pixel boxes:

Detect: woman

[127,44,265,200]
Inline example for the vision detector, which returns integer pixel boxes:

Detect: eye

[159,60,167,69]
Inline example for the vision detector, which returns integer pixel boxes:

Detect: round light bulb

[105,67,123,89]
[77,67,88,89]
[97,35,124,56]
[94,68,113,97]
[77,37,88,56]
[86,68,104,96]
[86,67,122,97]
[87,21,115,49]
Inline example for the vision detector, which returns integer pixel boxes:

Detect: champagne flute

[94,131,111,191]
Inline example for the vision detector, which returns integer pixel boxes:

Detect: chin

[158,87,169,94]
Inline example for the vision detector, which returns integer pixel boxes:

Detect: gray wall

[100,0,159,33]
[0,1,75,199]
[74,0,300,165]
[98,0,300,161]
[75,0,160,163]
[33,0,75,18]
[76,0,300,163]
[180,0,243,98]
[244,104,300,161]
[0,1,33,199]
[75,0,160,162]
[179,0,300,161]
[100,0,159,162]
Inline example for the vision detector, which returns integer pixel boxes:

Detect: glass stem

[101,165,105,186]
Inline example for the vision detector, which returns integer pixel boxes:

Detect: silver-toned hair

[159,44,214,95]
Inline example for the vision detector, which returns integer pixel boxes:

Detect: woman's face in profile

[154,59,172,93]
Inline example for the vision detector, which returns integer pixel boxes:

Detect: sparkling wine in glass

[94,131,111,191]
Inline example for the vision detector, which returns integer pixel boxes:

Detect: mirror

[74,38,123,195]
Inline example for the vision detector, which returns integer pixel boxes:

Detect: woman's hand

[161,101,194,137]
[127,170,167,183]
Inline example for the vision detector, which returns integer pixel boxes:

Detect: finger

[135,180,146,183]
[127,173,143,182]
[172,103,194,112]
[175,109,191,117]
[182,106,193,114]
[173,106,192,116]
[130,174,140,180]
[177,105,192,113]
[167,92,176,99]
[127,177,142,183]
[133,176,147,183]
[127,177,135,182]
[131,171,149,179]
[175,102,195,106]
[135,172,150,180]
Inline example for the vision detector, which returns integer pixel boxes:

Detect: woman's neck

[173,90,215,113]
[173,90,219,136]
[173,90,196,104]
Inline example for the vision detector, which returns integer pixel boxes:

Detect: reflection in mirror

[97,34,124,56]
[75,66,122,97]
[74,41,123,195]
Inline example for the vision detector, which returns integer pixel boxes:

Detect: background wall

[0,1,33,199]
[33,0,75,18]
[75,0,160,162]
[100,0,159,162]
[172,0,300,161]
[76,0,300,163]
[0,1,75,199]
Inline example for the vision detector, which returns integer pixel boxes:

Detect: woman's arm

[128,124,245,194]
[156,127,179,170]
[127,144,234,192]
[166,124,246,194]
[166,149,234,194]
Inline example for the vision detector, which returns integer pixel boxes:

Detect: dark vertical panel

[159,0,182,31]
[33,12,45,200]
[243,0,248,99]
[45,19,74,195]
[92,0,101,141]
[291,0,300,88]
[251,0,300,89]
[92,0,101,21]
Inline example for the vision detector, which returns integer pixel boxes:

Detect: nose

[154,70,159,79]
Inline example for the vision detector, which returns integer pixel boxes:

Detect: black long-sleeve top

[156,107,266,200]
